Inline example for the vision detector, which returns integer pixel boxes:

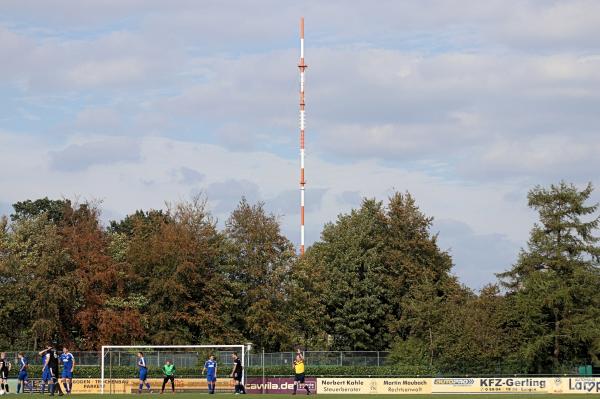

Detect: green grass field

[61,395,594,399]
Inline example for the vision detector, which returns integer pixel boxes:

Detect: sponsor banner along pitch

[37,376,600,394]
[317,378,431,394]
[317,377,600,394]
[246,377,317,394]
[72,378,234,394]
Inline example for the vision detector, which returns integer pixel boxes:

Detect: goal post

[100,345,247,394]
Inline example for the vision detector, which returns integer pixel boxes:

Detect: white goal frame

[100,344,247,394]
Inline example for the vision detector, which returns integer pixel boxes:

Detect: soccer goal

[100,345,247,394]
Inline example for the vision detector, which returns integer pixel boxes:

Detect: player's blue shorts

[42,369,52,381]
[18,371,28,381]
[139,369,148,381]
[62,370,73,379]
[206,374,216,383]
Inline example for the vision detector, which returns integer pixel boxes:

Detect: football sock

[146,383,151,391]
[294,383,298,394]
[306,385,311,393]
[41,383,46,393]
[138,383,143,392]
[5,384,9,393]
[17,383,21,393]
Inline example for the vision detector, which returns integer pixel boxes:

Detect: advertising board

[246,377,317,394]
[71,378,234,394]
[36,376,600,394]
[317,378,431,394]
[558,377,600,394]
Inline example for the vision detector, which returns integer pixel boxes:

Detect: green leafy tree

[384,193,460,348]
[286,255,328,349]
[1,211,76,348]
[308,199,389,350]
[309,193,461,351]
[224,198,296,351]
[11,198,69,223]
[498,182,600,372]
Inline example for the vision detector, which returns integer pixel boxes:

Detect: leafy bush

[19,364,432,378]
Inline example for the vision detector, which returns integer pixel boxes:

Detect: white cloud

[66,58,147,88]
[435,218,521,290]
[48,137,141,171]
[494,1,600,50]
[461,135,600,182]
[73,106,122,131]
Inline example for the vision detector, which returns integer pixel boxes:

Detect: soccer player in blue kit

[202,355,218,394]
[17,352,33,393]
[137,352,152,394]
[59,347,75,394]
[39,348,52,394]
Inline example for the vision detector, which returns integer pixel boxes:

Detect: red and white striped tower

[299,17,307,256]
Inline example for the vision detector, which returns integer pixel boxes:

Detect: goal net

[100,345,247,394]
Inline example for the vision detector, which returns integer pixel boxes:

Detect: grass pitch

[67,395,594,399]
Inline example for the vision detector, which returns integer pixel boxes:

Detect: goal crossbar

[100,345,246,394]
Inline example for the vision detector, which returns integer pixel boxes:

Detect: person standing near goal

[229,353,246,395]
[202,355,217,394]
[137,352,152,394]
[60,346,75,394]
[292,349,311,395]
[39,347,52,394]
[47,345,64,396]
[0,352,11,394]
[17,352,33,393]
[160,360,175,394]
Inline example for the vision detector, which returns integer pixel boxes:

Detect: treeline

[1,182,600,374]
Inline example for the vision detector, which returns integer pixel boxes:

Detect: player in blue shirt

[137,352,151,394]
[39,348,52,394]
[17,352,33,393]
[202,355,218,394]
[59,347,75,394]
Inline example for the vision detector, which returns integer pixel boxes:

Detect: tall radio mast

[299,17,307,256]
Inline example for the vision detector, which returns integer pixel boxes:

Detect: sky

[1,0,600,289]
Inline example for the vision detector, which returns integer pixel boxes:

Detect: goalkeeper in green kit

[160,360,176,394]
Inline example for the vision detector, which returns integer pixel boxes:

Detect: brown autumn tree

[122,197,240,344]
[60,202,146,349]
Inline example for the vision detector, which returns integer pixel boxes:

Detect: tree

[383,192,460,349]
[11,198,70,223]
[498,182,600,372]
[286,255,329,349]
[307,193,461,352]
[125,197,236,344]
[224,198,296,351]
[309,198,389,350]
[60,202,147,349]
[0,212,76,349]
